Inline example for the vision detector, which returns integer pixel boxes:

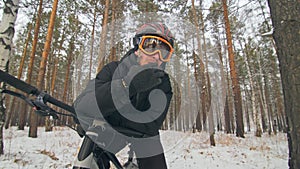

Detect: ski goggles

[138,35,174,62]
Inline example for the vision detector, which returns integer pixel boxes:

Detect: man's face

[135,49,163,67]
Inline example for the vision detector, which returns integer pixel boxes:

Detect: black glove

[123,63,165,94]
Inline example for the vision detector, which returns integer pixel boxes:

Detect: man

[94,22,174,169]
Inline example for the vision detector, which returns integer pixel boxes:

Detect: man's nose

[151,51,160,60]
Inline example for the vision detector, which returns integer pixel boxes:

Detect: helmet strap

[132,36,141,47]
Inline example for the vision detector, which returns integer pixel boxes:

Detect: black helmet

[133,22,174,47]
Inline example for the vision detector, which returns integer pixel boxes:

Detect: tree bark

[199,0,215,145]
[221,0,244,138]
[243,40,262,137]
[267,1,300,168]
[17,23,32,130]
[27,0,43,86]
[30,0,58,138]
[23,0,43,133]
[97,0,110,73]
[61,39,74,125]
[193,51,202,131]
[89,5,97,80]
[191,0,207,131]
[4,96,14,129]
[50,26,66,97]
[109,0,117,62]
[0,0,20,155]
[269,52,285,132]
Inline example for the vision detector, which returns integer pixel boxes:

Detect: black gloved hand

[123,63,165,94]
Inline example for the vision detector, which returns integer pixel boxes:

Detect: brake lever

[34,108,59,119]
[32,92,59,119]
[1,89,35,107]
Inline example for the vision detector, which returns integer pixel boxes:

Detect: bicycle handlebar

[0,69,39,95]
[0,69,75,114]
[0,70,147,136]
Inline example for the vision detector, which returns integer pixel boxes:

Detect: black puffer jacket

[95,50,173,137]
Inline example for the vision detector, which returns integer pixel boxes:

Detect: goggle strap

[132,36,141,46]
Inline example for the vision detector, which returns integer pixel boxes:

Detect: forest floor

[0,127,288,169]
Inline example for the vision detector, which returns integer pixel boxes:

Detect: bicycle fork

[73,136,100,169]
[72,136,124,169]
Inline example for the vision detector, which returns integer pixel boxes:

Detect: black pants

[133,136,168,169]
[137,153,168,169]
[98,152,168,169]
[96,137,168,169]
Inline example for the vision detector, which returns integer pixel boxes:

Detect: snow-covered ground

[0,127,288,169]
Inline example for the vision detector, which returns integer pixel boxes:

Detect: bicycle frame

[0,69,138,169]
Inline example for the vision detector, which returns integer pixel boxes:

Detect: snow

[0,127,288,169]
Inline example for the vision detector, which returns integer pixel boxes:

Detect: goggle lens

[138,36,174,62]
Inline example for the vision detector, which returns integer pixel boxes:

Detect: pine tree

[221,0,244,138]
[29,0,59,138]
[267,0,300,168]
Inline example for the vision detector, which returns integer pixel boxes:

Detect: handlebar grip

[45,95,75,114]
[0,69,39,95]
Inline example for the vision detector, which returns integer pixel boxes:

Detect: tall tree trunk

[267,1,300,168]
[169,97,174,130]
[46,27,66,129]
[217,36,231,133]
[258,88,268,132]
[18,23,32,79]
[257,57,268,132]
[4,96,14,129]
[97,0,110,73]
[30,0,58,138]
[193,51,202,131]
[44,56,58,131]
[226,58,235,133]
[24,0,43,133]
[175,79,181,131]
[75,46,84,98]
[207,75,215,146]
[243,90,251,132]
[243,40,262,137]
[4,94,15,129]
[263,73,273,135]
[89,5,97,80]
[18,23,32,130]
[224,95,231,133]
[269,51,285,132]
[44,50,53,131]
[0,0,20,155]
[221,0,244,138]
[50,58,59,96]
[199,0,215,145]
[191,0,207,131]
[185,44,192,131]
[109,0,117,62]
[61,40,74,125]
